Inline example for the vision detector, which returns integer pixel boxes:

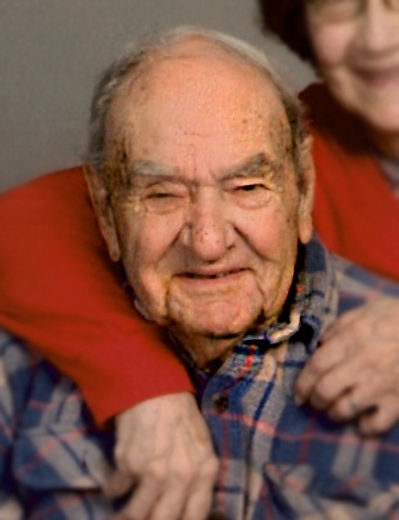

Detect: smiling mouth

[181,269,245,280]
[356,67,399,86]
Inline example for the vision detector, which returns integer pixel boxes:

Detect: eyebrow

[127,160,176,179]
[222,152,282,181]
[126,152,282,185]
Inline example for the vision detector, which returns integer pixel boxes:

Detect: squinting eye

[147,192,175,199]
[230,183,272,209]
[238,184,264,192]
[143,191,187,214]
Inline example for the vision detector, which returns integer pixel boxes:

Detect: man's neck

[171,329,243,372]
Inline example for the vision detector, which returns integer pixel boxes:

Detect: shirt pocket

[258,462,399,520]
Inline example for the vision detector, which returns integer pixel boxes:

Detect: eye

[142,185,188,213]
[307,0,359,21]
[229,181,272,209]
[237,183,265,192]
[147,191,176,199]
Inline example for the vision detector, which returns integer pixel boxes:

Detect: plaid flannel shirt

[2,237,399,520]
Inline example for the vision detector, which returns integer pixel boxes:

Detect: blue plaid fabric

[2,237,399,519]
[0,334,115,519]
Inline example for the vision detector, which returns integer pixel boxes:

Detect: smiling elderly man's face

[95,38,314,367]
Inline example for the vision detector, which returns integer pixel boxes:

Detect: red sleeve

[0,167,192,425]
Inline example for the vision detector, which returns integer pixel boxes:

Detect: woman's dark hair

[258,0,315,65]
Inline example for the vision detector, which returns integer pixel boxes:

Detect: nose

[181,187,234,262]
[356,1,399,54]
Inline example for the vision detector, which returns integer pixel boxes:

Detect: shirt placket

[200,343,271,520]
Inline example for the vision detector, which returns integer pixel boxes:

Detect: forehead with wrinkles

[103,37,293,191]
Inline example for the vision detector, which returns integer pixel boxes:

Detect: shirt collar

[243,234,338,353]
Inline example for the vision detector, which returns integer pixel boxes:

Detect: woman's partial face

[305,0,399,135]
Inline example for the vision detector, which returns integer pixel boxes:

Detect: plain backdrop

[0,0,315,193]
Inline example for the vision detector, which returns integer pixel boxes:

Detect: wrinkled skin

[105,394,218,520]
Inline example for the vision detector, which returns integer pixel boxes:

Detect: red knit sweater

[302,83,399,283]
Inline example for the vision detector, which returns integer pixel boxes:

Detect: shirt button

[212,393,229,413]
[208,512,229,520]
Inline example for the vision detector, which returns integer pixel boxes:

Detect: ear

[297,134,315,245]
[84,165,121,262]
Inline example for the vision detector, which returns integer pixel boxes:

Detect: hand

[104,392,218,520]
[294,297,399,435]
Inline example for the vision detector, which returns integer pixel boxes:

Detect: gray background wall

[0,0,314,193]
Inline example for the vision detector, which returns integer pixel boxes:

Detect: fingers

[105,392,218,520]
[294,309,366,405]
[181,455,218,520]
[107,450,218,520]
[320,306,361,342]
[300,351,373,411]
[296,353,399,436]
[104,471,136,500]
[357,396,399,436]
[295,298,398,408]
[108,472,165,520]
[326,373,399,424]
[294,336,350,406]
[327,394,399,437]
[294,297,399,436]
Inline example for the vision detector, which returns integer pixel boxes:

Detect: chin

[351,95,399,136]
[173,304,260,339]
[366,113,399,136]
[168,278,265,329]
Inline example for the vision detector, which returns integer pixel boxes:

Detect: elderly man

[2,27,399,520]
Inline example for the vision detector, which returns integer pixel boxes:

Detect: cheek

[119,215,185,323]
[128,216,183,270]
[242,197,299,259]
[308,22,353,69]
[245,209,299,318]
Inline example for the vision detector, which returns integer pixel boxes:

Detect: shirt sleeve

[0,167,193,425]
